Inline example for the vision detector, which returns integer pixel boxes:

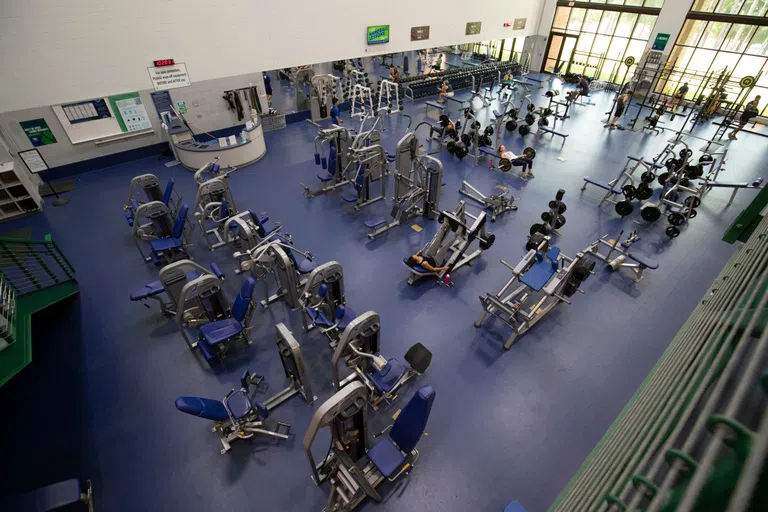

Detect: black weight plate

[615,201,635,217]
[683,196,701,208]
[461,133,472,146]
[555,215,566,228]
[505,120,518,131]
[679,148,693,159]
[558,202,567,214]
[523,147,536,160]
[518,125,530,136]
[666,226,680,238]
[455,146,467,159]
[640,206,661,222]
[665,158,680,171]
[622,184,637,199]
[538,117,549,126]
[446,141,456,154]
[529,223,545,236]
[668,212,686,226]
[699,154,714,163]
[479,233,495,250]
[636,185,653,200]
[687,208,698,218]
[541,211,553,223]
[484,125,494,136]
[439,115,449,127]
[499,158,512,172]
[509,108,519,118]
[658,172,670,185]
[524,114,535,125]
[526,103,536,112]
[641,171,656,183]
[526,233,548,252]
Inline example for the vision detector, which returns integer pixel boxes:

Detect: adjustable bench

[582,176,621,194]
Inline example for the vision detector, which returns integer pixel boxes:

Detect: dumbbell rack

[530,189,567,237]
[375,80,401,115]
[350,84,375,118]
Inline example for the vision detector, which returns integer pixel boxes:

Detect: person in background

[330,97,342,125]
[434,53,443,72]
[500,68,514,92]
[672,82,689,112]
[729,95,761,140]
[405,250,449,273]
[498,145,534,180]
[263,73,273,102]
[578,75,590,97]
[389,66,400,82]
[439,81,454,103]
[609,91,633,130]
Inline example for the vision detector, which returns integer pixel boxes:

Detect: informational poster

[411,26,430,42]
[107,93,152,132]
[61,98,111,124]
[19,118,57,146]
[465,22,482,36]
[150,90,173,120]
[652,33,671,51]
[18,149,49,174]
[367,25,390,45]
[513,18,527,30]
[147,63,191,91]
[177,101,188,115]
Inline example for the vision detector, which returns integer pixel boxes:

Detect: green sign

[19,118,56,146]
[367,25,390,45]
[652,33,670,51]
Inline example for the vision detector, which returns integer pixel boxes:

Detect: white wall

[642,0,694,56]
[0,0,545,113]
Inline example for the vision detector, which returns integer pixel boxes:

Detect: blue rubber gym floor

[1,64,767,512]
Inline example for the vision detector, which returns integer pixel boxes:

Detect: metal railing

[0,235,75,351]
[550,213,768,512]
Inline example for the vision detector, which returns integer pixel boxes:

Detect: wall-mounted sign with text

[411,26,430,41]
[465,22,482,36]
[513,18,527,30]
[148,63,191,91]
[652,33,671,51]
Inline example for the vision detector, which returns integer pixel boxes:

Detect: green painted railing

[550,213,768,512]
[0,235,77,387]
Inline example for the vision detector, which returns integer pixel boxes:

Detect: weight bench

[519,248,560,291]
[538,126,569,142]
[4,479,93,512]
[627,155,665,169]
[581,176,621,194]
[702,178,764,205]
[425,101,445,121]
[586,232,658,282]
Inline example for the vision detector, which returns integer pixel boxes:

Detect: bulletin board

[52,93,153,145]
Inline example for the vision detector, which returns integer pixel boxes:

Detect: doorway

[543,33,578,74]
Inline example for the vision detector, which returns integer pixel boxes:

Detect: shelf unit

[0,161,42,221]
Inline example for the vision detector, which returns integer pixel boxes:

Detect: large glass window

[544,2,660,83]
[670,8,768,114]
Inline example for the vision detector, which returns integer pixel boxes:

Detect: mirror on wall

[261,40,531,115]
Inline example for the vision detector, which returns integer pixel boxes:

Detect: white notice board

[52,99,123,145]
[148,63,191,91]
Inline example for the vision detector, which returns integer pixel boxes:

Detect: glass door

[544,33,579,73]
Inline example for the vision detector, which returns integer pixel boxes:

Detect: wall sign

[465,22,482,36]
[411,26,430,41]
[107,93,152,132]
[148,63,191,91]
[61,99,111,124]
[19,119,57,146]
[177,101,188,115]
[513,18,527,30]
[367,25,390,45]
[150,91,173,121]
[652,33,671,51]
[18,149,49,174]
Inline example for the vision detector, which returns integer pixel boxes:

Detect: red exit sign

[153,59,175,67]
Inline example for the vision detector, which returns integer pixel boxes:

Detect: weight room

[1,1,767,511]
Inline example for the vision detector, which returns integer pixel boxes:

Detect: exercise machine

[302,126,354,198]
[299,261,357,340]
[331,310,432,409]
[193,175,237,250]
[459,181,518,222]
[193,156,236,185]
[130,259,225,316]
[366,132,442,240]
[376,79,401,114]
[175,369,291,454]
[235,237,317,309]
[131,201,191,266]
[584,231,659,282]
[224,210,285,251]
[265,323,317,410]
[174,274,257,362]
[296,67,315,112]
[303,381,435,511]
[474,233,596,349]
[124,173,180,227]
[403,200,495,286]
[310,74,341,122]
[341,133,389,210]
[581,156,665,218]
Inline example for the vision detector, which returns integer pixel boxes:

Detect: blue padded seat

[199,318,243,344]
[627,252,659,270]
[341,192,358,203]
[130,280,164,301]
[520,251,558,292]
[225,391,252,419]
[305,307,330,327]
[336,306,356,330]
[367,385,435,478]
[365,218,387,229]
[149,237,183,253]
[367,355,406,393]
[175,396,230,422]
[504,501,528,512]
[492,109,502,118]
[317,171,335,182]
[479,146,499,157]
[297,258,318,274]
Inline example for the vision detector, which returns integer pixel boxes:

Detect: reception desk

[174,118,267,171]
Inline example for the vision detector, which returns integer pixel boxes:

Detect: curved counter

[175,119,266,170]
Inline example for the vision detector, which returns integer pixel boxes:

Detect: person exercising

[434,53,443,72]
[498,145,534,179]
[439,81,454,103]
[330,97,342,125]
[500,68,514,92]
[578,76,590,97]
[729,95,761,140]
[609,91,633,130]
[672,82,689,112]
[406,251,449,273]
[389,66,400,82]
